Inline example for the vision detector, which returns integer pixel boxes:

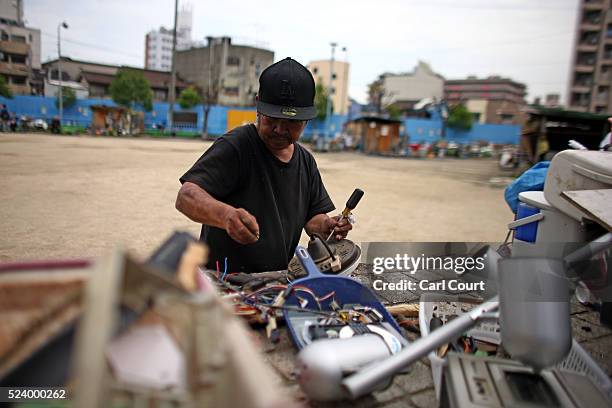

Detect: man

[176,57,351,273]
[0,104,10,132]
[600,117,612,150]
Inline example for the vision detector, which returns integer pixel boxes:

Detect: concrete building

[567,0,612,113]
[444,76,527,124]
[42,57,188,102]
[144,5,193,71]
[175,36,273,107]
[307,59,350,115]
[378,61,444,111]
[0,0,41,95]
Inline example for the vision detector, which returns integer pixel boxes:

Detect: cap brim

[257,100,316,121]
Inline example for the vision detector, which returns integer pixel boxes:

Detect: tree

[55,86,76,109]
[178,86,201,109]
[109,69,153,134]
[447,104,473,131]
[315,82,333,121]
[385,104,401,120]
[0,75,12,98]
[367,76,386,114]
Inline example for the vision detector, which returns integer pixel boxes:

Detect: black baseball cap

[256,57,317,121]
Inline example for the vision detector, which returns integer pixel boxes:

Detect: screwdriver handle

[342,188,364,217]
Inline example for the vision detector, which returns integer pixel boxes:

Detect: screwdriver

[326,188,364,241]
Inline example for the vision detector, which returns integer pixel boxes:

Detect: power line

[41,31,142,62]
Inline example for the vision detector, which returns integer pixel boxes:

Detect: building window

[227,56,240,66]
[332,73,337,80]
[224,87,239,96]
[10,54,26,64]
[11,35,26,43]
[313,67,318,74]
[154,89,167,100]
[499,113,514,123]
[11,76,26,85]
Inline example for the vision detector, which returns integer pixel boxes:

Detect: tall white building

[144,5,192,72]
[307,59,350,115]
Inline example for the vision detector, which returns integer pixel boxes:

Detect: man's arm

[176,182,259,245]
[304,213,352,240]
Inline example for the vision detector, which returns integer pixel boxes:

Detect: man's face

[257,113,307,152]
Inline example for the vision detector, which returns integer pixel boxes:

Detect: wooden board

[562,189,612,231]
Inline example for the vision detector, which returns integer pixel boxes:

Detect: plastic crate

[419,293,501,397]
[419,293,612,401]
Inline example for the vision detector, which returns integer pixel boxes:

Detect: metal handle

[507,213,544,230]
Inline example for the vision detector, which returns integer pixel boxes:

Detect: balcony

[581,22,602,31]
[584,1,604,11]
[0,62,28,76]
[594,97,608,106]
[575,64,596,73]
[572,84,592,93]
[0,40,29,55]
[577,43,598,52]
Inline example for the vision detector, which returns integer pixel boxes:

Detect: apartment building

[0,0,41,95]
[144,5,193,72]
[568,0,612,113]
[444,76,527,124]
[175,36,273,106]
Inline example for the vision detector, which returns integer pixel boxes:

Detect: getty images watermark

[362,243,496,296]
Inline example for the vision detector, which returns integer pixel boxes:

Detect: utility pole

[203,36,214,139]
[57,21,68,130]
[168,0,179,135]
[325,42,337,139]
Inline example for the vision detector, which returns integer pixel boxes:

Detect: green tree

[0,75,12,98]
[385,104,401,120]
[55,86,76,109]
[447,104,473,131]
[178,86,202,109]
[315,82,333,121]
[109,69,153,134]
[367,76,385,114]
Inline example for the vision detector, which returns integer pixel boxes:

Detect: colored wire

[215,261,220,280]
[221,257,229,281]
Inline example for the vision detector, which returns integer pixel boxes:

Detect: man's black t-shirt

[180,124,335,273]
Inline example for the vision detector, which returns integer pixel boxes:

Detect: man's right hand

[224,208,260,245]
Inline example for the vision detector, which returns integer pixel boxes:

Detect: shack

[521,107,609,164]
[346,116,402,154]
[90,105,144,135]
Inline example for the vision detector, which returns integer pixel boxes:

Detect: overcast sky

[26,0,578,104]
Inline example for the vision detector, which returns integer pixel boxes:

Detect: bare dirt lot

[0,132,514,262]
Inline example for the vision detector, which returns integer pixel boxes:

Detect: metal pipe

[342,297,499,399]
[565,232,612,267]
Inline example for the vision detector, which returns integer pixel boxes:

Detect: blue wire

[221,257,228,281]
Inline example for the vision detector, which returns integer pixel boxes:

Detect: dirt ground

[0,132,515,262]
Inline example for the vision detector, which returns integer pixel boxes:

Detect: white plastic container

[544,150,612,222]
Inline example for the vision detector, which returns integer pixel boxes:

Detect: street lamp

[325,42,337,139]
[57,21,68,130]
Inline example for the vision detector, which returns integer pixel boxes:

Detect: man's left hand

[326,215,352,240]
